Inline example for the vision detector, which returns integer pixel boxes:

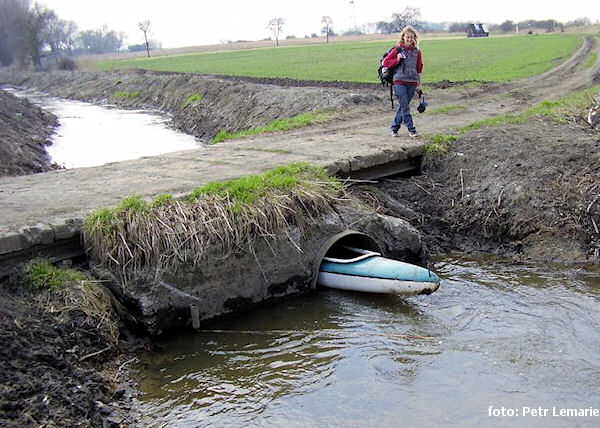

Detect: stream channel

[7,88,200,168]
[136,257,600,427]
[11,91,600,427]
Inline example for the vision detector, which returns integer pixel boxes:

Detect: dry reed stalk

[84,179,345,276]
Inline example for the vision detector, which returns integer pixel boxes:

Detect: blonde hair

[399,26,419,47]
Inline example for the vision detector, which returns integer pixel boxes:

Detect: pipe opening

[311,231,382,289]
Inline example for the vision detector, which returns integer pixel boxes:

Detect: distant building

[466,23,489,37]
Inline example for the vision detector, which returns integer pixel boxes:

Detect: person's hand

[397,52,406,61]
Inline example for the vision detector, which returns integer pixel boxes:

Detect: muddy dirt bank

[0,89,59,176]
[361,117,600,262]
[0,280,138,428]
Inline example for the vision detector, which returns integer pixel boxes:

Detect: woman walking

[382,26,423,138]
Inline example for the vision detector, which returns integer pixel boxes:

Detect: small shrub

[57,57,76,70]
[21,259,119,345]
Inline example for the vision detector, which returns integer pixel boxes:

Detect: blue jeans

[391,84,417,133]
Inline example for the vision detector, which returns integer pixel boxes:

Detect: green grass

[189,162,340,210]
[181,93,204,109]
[84,195,149,235]
[114,90,141,99]
[151,193,174,208]
[99,34,581,84]
[212,111,330,143]
[459,113,525,132]
[22,259,86,292]
[117,194,149,212]
[424,134,461,157]
[583,52,597,69]
[429,104,466,115]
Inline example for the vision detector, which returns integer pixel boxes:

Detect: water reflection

[138,293,436,427]
[5,88,200,168]
[137,258,600,427]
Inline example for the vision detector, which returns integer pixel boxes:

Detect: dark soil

[362,118,600,262]
[0,281,140,427]
[0,89,61,177]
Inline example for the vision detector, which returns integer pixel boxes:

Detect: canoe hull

[317,271,440,295]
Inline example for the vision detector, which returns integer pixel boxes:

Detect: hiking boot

[409,131,420,138]
[391,130,399,137]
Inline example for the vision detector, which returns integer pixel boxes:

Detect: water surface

[6,88,200,168]
[136,256,600,427]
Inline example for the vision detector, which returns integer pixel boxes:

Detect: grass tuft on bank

[424,134,461,157]
[181,93,204,109]
[23,259,86,292]
[114,90,141,99]
[83,162,345,272]
[22,259,120,345]
[212,111,330,143]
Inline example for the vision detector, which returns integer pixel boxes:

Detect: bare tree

[24,3,56,69]
[138,20,152,57]
[389,6,422,32]
[45,15,78,65]
[321,16,333,43]
[267,17,285,47]
[61,20,78,54]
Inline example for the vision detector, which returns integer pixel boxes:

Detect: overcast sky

[40,0,599,48]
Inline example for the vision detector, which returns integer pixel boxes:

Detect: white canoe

[318,246,440,295]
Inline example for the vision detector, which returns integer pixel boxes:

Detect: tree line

[374,9,594,35]
[0,0,125,69]
[267,7,594,47]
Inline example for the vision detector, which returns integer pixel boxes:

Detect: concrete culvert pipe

[311,231,382,289]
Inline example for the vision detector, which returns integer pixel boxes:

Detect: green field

[100,34,582,84]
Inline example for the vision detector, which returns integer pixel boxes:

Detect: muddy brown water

[134,256,600,427]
